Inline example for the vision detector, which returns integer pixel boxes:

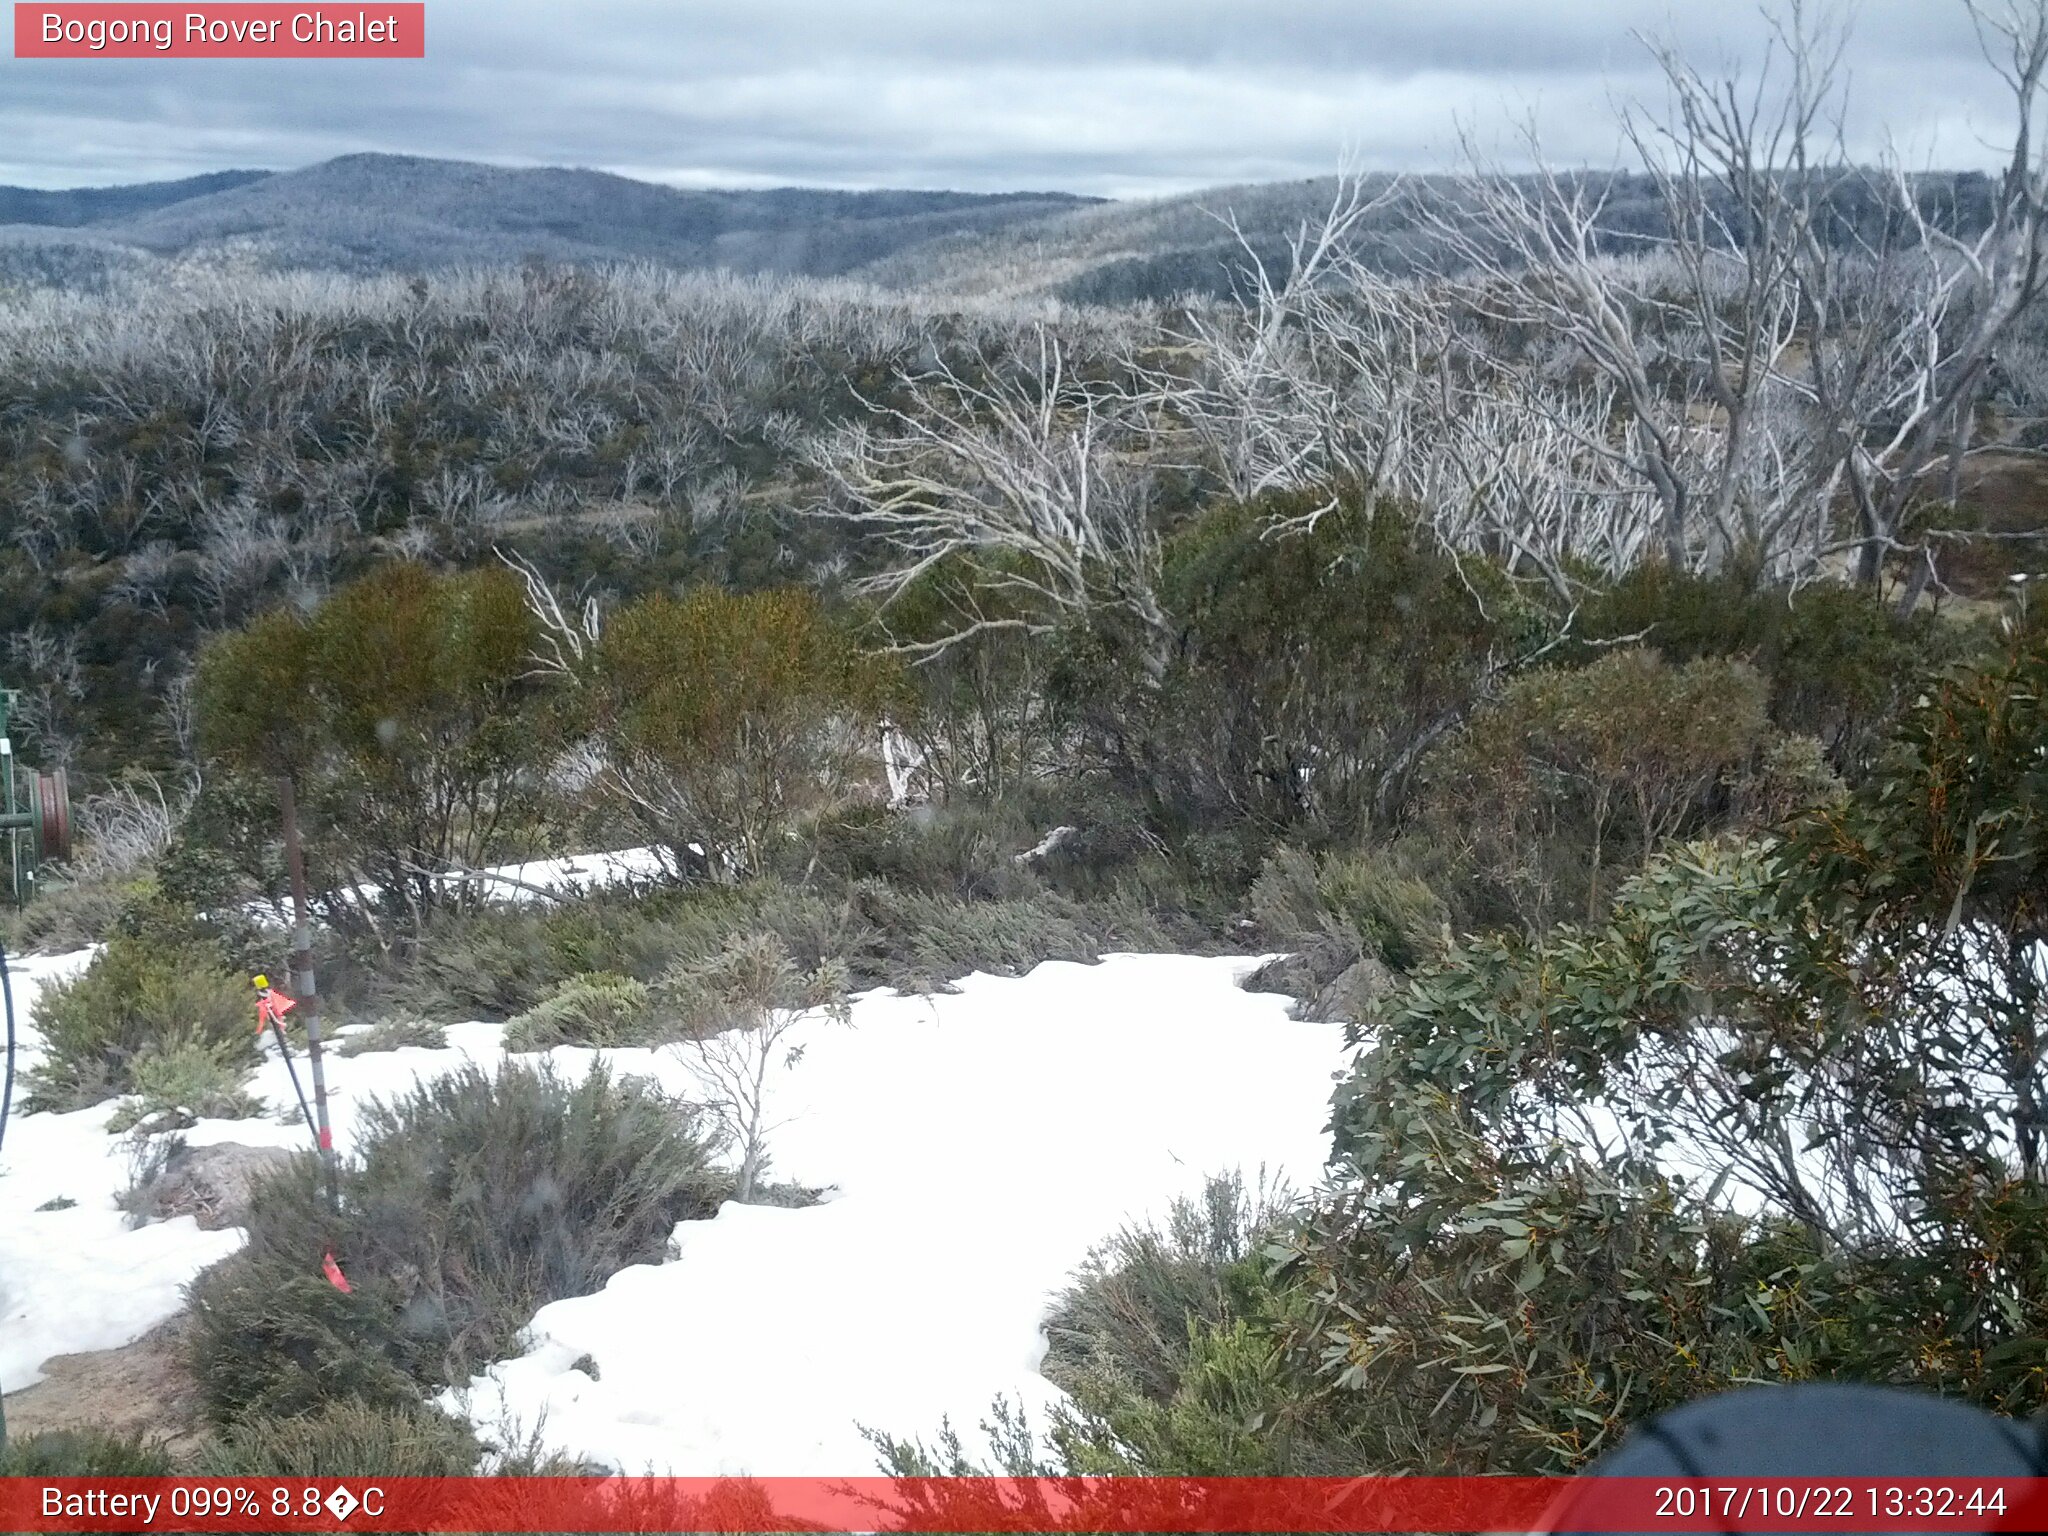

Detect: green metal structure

[0,685,71,905]
[0,684,67,1450]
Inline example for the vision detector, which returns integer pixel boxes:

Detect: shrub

[1060,489,1512,841]
[1303,633,2048,1468]
[369,855,1192,1040]
[1572,567,1958,771]
[377,871,1176,1020]
[24,933,252,1112]
[187,1060,727,1426]
[591,586,897,877]
[372,880,857,1021]
[0,873,139,954]
[195,562,564,928]
[1422,647,1773,929]
[1250,845,1444,973]
[195,1399,482,1477]
[186,1224,428,1424]
[1314,849,1445,973]
[789,800,1047,902]
[503,972,662,1051]
[336,1016,450,1057]
[1284,1118,1811,1474]
[107,1029,262,1131]
[1043,1172,1297,1405]
[846,881,1169,993]
[871,554,1059,802]
[374,914,564,1020]
[0,1428,173,1476]
[661,934,849,1199]
[873,1177,1330,1481]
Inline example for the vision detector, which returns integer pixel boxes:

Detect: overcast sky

[0,1,2028,198]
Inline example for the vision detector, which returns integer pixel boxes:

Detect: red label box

[15,3,424,57]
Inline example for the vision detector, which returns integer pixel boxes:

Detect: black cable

[265,1013,321,1155]
[1,940,16,1159]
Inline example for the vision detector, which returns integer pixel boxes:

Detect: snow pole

[254,975,350,1293]
[277,776,338,1198]
[254,976,317,1147]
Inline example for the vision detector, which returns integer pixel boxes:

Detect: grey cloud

[0,1,2024,197]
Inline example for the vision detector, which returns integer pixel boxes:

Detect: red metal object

[34,767,69,861]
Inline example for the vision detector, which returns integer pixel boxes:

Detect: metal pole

[278,775,339,1199]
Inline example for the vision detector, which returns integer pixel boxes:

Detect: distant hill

[0,155,1099,286]
[862,168,2011,305]
[0,169,270,228]
[0,155,2006,303]
[856,176,1427,304]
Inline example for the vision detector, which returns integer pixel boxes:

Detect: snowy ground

[1,912,1344,1474]
[442,953,1341,1475]
[0,946,247,1394]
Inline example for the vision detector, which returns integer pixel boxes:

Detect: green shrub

[370,856,1194,1032]
[0,874,140,954]
[1422,647,1773,929]
[186,1229,428,1423]
[107,1029,262,1131]
[1250,845,1444,973]
[0,1427,173,1476]
[1297,1101,1832,1474]
[188,1060,727,1426]
[1044,1173,1297,1405]
[336,1016,450,1057]
[591,585,897,876]
[503,972,663,1050]
[1246,847,1326,946]
[1059,489,1512,841]
[1572,567,1962,770]
[375,916,563,1021]
[378,871,1176,1018]
[1304,628,2048,1469]
[373,880,855,1021]
[24,933,253,1112]
[791,800,1046,901]
[1312,850,1445,973]
[195,563,565,929]
[874,1178,1326,1481]
[195,1398,482,1476]
[847,881,1169,993]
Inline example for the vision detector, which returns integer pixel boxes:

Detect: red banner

[5,1476,2048,1532]
[14,4,424,58]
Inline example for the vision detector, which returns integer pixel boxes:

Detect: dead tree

[811,327,1173,680]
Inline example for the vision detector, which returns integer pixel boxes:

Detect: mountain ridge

[0,153,1103,287]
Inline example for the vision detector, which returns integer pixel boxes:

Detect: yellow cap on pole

[253,974,269,990]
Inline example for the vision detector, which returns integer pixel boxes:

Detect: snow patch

[1,948,241,1392]
[5,934,1345,1480]
[443,953,1343,1475]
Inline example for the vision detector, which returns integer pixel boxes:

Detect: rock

[1244,944,1398,1025]
[130,1141,298,1231]
[1,1314,206,1458]
[1242,948,1329,1002]
[130,1106,197,1137]
[1307,955,1398,1025]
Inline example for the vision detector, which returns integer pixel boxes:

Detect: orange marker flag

[322,1251,353,1293]
[253,976,297,1033]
